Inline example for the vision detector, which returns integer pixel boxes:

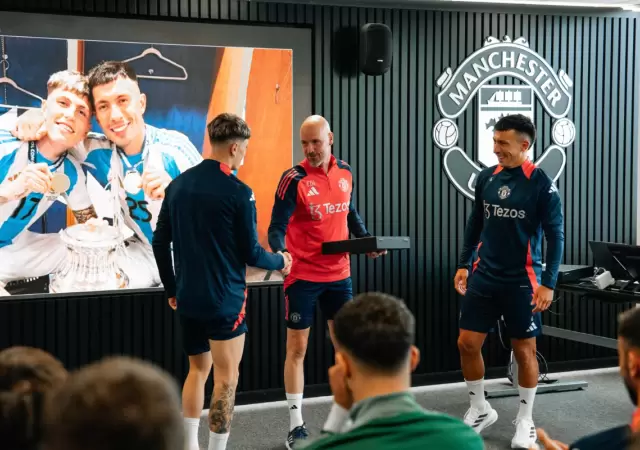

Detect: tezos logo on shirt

[309,202,350,220]
[484,201,526,219]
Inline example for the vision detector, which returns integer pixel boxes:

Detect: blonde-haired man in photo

[0,70,97,289]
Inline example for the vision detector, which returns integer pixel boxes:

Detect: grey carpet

[196,368,634,449]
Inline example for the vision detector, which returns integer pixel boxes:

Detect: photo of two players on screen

[0,36,293,295]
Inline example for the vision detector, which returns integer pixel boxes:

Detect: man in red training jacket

[268,115,385,449]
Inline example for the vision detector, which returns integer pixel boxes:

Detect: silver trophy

[50,167,130,293]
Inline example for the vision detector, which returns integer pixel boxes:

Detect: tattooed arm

[72,205,98,224]
[208,382,236,434]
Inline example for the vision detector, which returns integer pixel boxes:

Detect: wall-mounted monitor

[0,12,312,297]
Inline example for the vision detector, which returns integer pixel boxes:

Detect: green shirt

[299,392,485,450]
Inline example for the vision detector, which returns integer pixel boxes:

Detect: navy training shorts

[284,277,353,329]
[178,313,247,356]
[459,273,542,340]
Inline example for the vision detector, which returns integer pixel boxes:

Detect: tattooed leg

[72,205,98,224]
[208,382,236,434]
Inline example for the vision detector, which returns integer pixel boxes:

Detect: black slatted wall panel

[0,286,336,403]
[1,0,637,396]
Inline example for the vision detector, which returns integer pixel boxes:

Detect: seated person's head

[42,356,185,450]
[618,307,640,407]
[42,70,92,150]
[332,292,420,396]
[0,346,67,450]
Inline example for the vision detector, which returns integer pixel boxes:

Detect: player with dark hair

[268,115,385,448]
[152,113,290,450]
[453,113,564,448]
[298,292,483,449]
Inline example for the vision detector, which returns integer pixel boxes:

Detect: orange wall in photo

[202,47,249,159]
[239,49,293,249]
[67,40,85,226]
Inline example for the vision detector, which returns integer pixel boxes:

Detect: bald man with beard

[268,115,386,449]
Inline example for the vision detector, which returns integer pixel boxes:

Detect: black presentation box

[321,236,411,255]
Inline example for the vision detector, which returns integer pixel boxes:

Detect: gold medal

[123,171,142,194]
[50,173,70,195]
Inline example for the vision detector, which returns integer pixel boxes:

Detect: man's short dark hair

[494,114,536,148]
[618,307,640,348]
[207,113,251,145]
[86,61,138,106]
[42,357,184,450]
[0,347,68,450]
[333,292,415,374]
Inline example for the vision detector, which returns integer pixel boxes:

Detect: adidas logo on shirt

[307,187,319,196]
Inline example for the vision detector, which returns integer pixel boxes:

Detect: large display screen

[0,31,295,296]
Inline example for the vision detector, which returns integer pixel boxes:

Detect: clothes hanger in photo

[0,77,44,110]
[122,46,188,81]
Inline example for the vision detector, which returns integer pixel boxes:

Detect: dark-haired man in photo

[531,307,640,450]
[152,113,291,450]
[453,114,564,448]
[298,292,484,450]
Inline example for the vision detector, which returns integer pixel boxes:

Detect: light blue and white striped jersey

[79,124,203,246]
[0,129,92,248]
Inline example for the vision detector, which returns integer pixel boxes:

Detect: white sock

[465,378,486,411]
[207,431,229,450]
[286,393,304,430]
[184,417,200,450]
[517,385,537,420]
[323,401,350,433]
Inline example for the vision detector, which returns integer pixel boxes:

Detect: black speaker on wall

[359,23,392,76]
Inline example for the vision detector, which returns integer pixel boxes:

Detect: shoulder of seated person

[569,424,631,449]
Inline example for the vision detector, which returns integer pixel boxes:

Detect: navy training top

[457,159,564,289]
[152,159,284,319]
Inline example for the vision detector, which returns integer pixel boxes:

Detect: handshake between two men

[274,249,386,279]
[277,251,293,276]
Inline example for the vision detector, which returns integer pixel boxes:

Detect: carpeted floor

[195,367,633,449]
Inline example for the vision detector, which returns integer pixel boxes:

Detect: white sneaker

[463,401,498,434]
[511,417,537,448]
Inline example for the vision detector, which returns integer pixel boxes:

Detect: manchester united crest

[498,185,511,200]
